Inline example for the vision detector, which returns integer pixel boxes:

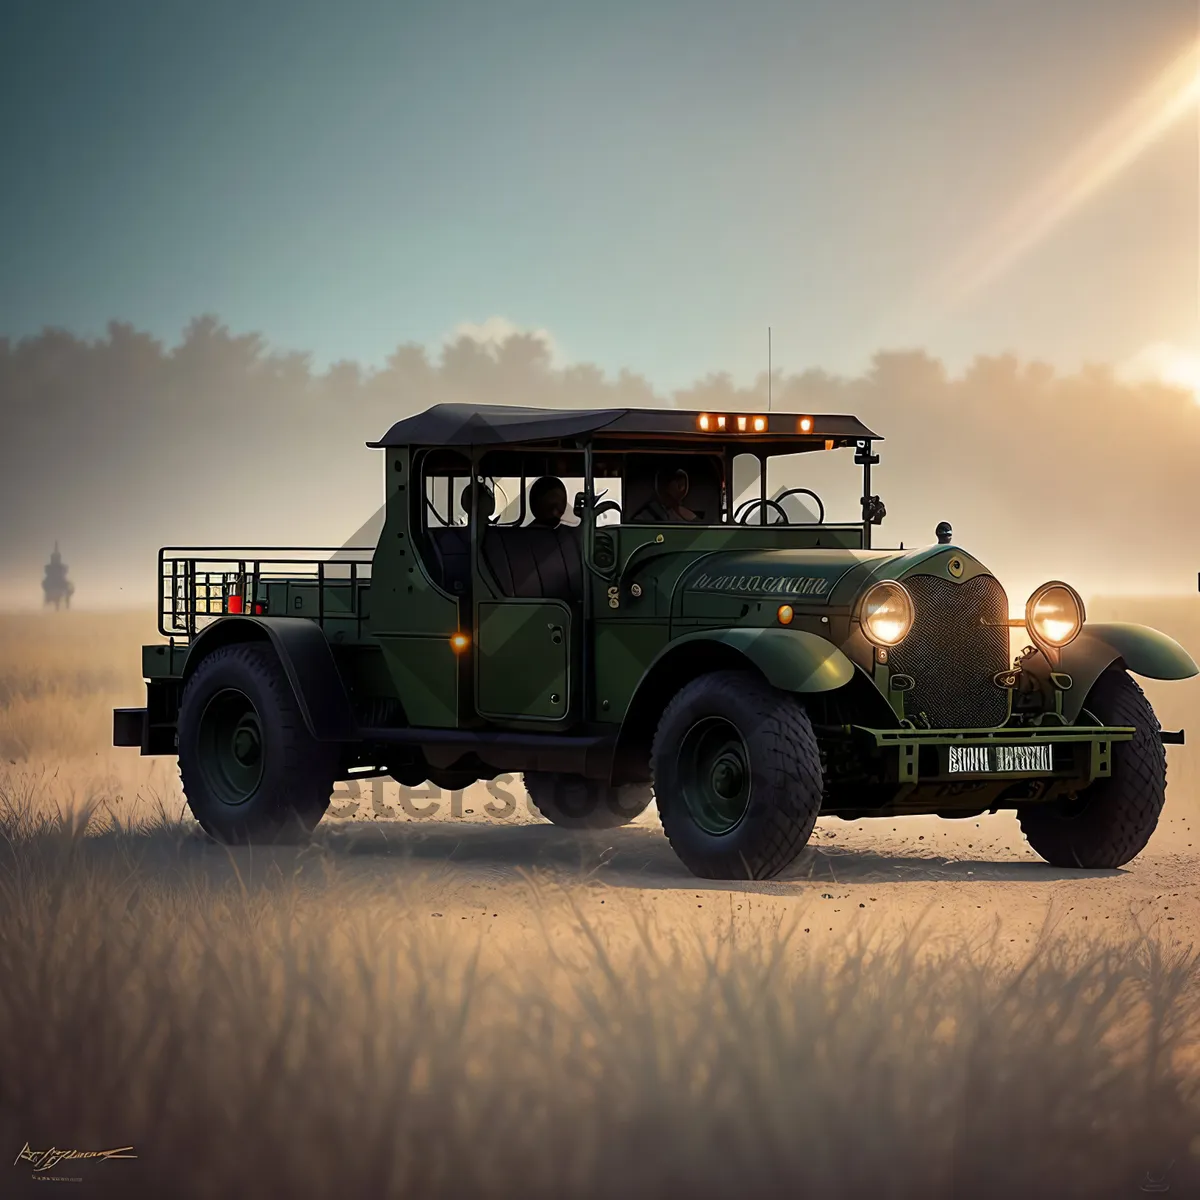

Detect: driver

[635,467,698,523]
[528,476,568,529]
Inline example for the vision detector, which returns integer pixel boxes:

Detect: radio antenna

[768,326,772,412]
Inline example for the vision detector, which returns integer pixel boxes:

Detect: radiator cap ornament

[935,521,953,545]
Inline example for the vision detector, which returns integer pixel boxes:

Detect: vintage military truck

[114,404,1197,879]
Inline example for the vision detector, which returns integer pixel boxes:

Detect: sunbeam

[918,39,1200,318]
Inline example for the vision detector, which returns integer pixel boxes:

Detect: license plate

[947,743,1053,774]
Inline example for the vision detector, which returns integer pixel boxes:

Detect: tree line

[1,316,1196,602]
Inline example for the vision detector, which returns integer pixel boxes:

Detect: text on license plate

[947,744,1053,773]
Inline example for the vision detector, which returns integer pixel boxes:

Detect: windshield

[728,448,866,526]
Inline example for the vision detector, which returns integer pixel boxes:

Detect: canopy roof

[369,403,881,449]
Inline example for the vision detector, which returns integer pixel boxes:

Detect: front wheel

[524,772,653,829]
[651,670,824,879]
[1018,669,1166,868]
[178,642,339,844]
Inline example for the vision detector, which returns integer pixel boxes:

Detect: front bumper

[855,724,1141,786]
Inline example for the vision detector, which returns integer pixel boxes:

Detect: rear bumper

[113,706,176,755]
[113,707,146,748]
[854,723,1139,786]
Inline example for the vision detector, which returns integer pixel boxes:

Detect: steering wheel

[735,497,790,525]
[773,487,826,524]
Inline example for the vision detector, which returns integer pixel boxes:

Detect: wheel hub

[678,717,752,835]
[232,721,261,767]
[710,753,744,799]
[197,688,265,806]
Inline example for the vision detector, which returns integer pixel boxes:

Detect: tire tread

[1018,670,1166,868]
[651,670,823,879]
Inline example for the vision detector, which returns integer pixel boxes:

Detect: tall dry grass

[2,609,1200,1196]
[0,611,156,761]
[0,790,1198,1199]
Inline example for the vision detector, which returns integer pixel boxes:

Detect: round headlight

[860,580,915,647]
[1026,582,1085,648]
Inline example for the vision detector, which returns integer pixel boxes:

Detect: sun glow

[926,41,1200,312]
[1123,341,1200,402]
[1154,351,1200,401]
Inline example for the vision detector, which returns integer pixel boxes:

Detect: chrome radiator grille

[888,574,1010,729]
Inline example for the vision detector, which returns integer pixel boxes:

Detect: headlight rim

[858,579,916,648]
[1025,580,1086,650]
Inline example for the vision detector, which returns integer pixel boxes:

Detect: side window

[731,452,762,524]
[415,453,476,596]
[578,476,623,526]
[424,473,464,527]
[486,478,524,525]
[424,472,512,528]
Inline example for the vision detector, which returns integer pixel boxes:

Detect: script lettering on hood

[693,573,830,596]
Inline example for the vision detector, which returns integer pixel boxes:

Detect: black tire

[178,642,339,844]
[524,772,654,830]
[651,670,824,879]
[1018,669,1166,868]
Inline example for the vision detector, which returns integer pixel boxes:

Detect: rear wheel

[524,772,653,829]
[1018,669,1166,868]
[178,642,339,844]
[651,670,824,879]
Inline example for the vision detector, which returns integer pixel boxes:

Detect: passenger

[528,476,568,529]
[459,480,496,525]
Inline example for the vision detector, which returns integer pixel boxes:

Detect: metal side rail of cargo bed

[157,545,376,640]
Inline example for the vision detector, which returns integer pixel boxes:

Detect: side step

[358,726,617,777]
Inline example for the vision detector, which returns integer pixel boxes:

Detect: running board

[357,726,617,777]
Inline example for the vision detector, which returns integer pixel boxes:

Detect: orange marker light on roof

[451,633,469,652]
[753,416,766,432]
[698,413,711,431]
[737,416,747,431]
[716,414,726,429]
[798,415,813,433]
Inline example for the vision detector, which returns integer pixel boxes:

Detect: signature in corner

[14,1142,137,1174]
[1140,1159,1175,1193]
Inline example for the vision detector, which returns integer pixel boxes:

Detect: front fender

[1059,622,1198,721]
[184,616,358,741]
[609,625,857,785]
[670,626,855,693]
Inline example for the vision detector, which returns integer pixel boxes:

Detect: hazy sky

[1,0,1196,387]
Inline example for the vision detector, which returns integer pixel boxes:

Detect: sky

[0,0,1196,389]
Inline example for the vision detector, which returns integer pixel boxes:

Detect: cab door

[475,599,571,721]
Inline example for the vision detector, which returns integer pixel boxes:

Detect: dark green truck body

[115,403,1197,826]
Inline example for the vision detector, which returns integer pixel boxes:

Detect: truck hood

[677,544,996,609]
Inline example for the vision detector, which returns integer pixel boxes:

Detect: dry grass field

[2,604,1200,1198]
